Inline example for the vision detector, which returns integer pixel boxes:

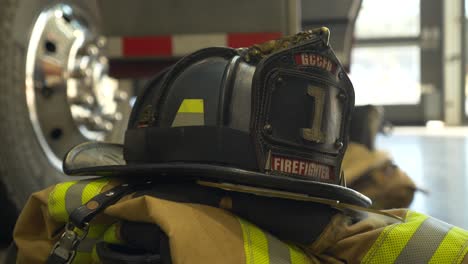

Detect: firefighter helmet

[64,28,371,207]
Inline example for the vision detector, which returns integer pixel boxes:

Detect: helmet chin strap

[197,180,404,223]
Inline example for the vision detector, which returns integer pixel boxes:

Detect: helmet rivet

[335,140,344,150]
[264,124,273,134]
[86,201,100,210]
[276,77,283,85]
[337,93,347,101]
[338,71,346,80]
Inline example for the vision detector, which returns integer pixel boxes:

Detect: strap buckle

[47,180,153,264]
[48,222,89,264]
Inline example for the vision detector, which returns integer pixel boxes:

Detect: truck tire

[0,0,128,245]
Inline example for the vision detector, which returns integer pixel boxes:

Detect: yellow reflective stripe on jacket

[238,218,310,264]
[363,211,428,263]
[48,178,110,222]
[103,222,124,245]
[90,222,124,263]
[81,178,111,205]
[288,244,311,264]
[73,222,125,264]
[429,226,468,264]
[363,210,468,264]
[48,181,79,222]
[394,215,453,263]
[73,224,109,264]
[47,178,123,264]
[239,217,269,264]
[91,246,100,264]
[48,178,113,263]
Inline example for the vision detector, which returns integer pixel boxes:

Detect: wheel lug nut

[87,116,114,132]
[115,91,128,101]
[84,95,94,105]
[87,44,99,56]
[69,68,85,78]
[97,36,107,48]
[102,112,122,121]
[85,68,93,76]
[71,93,94,106]
[92,116,103,124]
[98,56,108,65]
[114,112,123,121]
[104,122,114,131]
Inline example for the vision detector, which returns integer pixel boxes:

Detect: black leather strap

[69,180,154,229]
[124,126,258,170]
[69,183,130,229]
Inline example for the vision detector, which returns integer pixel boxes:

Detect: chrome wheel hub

[26,4,127,170]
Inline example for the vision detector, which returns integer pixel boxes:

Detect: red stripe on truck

[118,32,282,57]
[123,36,172,57]
[227,32,282,48]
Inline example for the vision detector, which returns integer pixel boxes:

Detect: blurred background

[0,0,467,251]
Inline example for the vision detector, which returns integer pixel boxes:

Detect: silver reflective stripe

[65,180,90,215]
[394,217,453,264]
[266,232,291,264]
[77,237,98,253]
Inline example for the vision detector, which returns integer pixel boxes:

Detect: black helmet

[64,28,371,207]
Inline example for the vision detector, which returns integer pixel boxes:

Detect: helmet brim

[64,142,372,207]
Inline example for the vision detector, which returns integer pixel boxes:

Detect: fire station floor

[377,126,468,229]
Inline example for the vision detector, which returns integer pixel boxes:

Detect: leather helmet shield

[266,72,344,154]
[251,34,353,185]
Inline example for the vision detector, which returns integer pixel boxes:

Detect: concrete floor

[377,127,468,229]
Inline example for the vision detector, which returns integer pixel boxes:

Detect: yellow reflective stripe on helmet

[48,181,79,222]
[177,99,204,113]
[362,211,428,263]
[81,178,110,204]
[239,218,270,264]
[429,226,468,264]
[238,217,310,264]
[172,99,205,127]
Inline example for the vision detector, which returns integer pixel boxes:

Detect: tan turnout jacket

[14,178,468,264]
